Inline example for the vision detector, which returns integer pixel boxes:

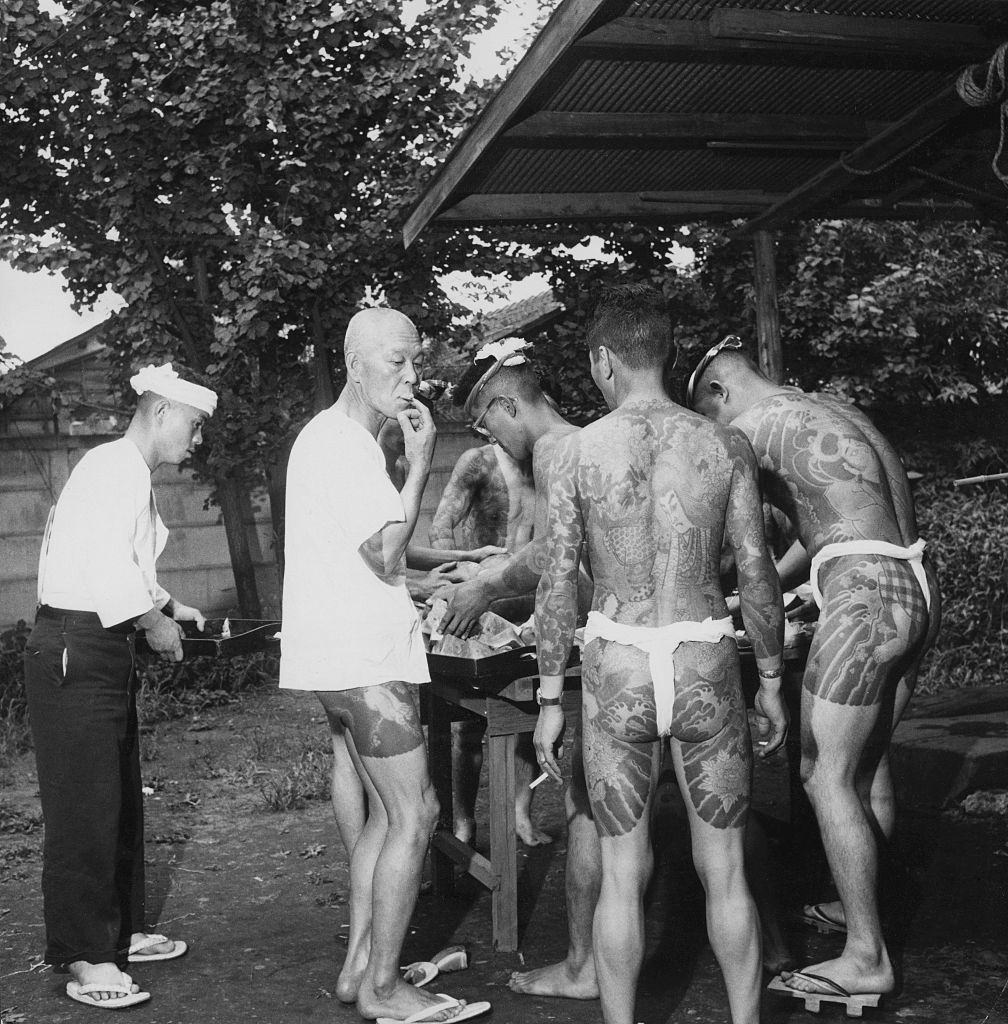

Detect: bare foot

[516,816,553,847]
[453,815,476,849]
[356,976,467,1022]
[335,943,369,1003]
[68,961,142,1003]
[508,958,599,999]
[781,953,895,996]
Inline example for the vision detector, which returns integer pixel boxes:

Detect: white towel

[809,538,930,611]
[583,611,735,737]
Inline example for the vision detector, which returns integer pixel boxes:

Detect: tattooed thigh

[669,638,751,830]
[805,556,930,707]
[582,640,660,837]
[316,682,425,759]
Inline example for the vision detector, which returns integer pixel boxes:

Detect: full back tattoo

[537,400,783,837]
[733,392,933,706]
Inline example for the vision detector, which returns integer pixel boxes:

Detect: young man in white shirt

[280,307,489,1024]
[26,363,215,1009]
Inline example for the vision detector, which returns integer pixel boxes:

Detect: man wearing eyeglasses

[687,339,938,1013]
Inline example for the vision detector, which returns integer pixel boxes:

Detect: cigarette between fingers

[529,772,549,790]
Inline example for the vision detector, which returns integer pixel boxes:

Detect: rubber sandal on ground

[66,975,151,1010]
[401,961,439,987]
[375,992,492,1024]
[798,903,848,935]
[768,971,882,1017]
[429,945,468,973]
[127,934,188,962]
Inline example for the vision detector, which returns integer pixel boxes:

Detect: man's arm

[533,436,584,783]
[438,433,562,637]
[723,429,788,757]
[428,447,484,550]
[359,404,435,579]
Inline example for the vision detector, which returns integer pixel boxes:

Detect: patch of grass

[0,622,32,763]
[259,735,331,812]
[0,804,42,835]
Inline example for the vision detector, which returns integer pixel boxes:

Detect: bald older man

[280,308,489,1024]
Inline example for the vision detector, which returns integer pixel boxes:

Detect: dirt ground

[2,684,1008,1024]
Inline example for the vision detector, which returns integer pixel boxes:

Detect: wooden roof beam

[739,80,971,234]
[402,0,615,249]
[573,17,996,69]
[503,111,890,147]
[432,191,778,225]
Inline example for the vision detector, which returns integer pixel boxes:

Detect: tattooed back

[572,399,745,628]
[732,392,904,557]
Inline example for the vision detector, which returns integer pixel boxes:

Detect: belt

[36,605,135,635]
[809,538,930,611]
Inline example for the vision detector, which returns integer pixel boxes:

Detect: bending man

[530,284,787,1024]
[688,339,939,1009]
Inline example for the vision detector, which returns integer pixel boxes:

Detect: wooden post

[752,230,783,384]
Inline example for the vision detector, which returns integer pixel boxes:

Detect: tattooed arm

[723,428,788,756]
[428,447,486,549]
[533,435,584,783]
[438,433,562,637]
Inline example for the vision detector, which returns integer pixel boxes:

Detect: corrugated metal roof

[404,0,1008,245]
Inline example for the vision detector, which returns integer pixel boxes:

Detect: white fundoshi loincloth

[809,538,930,612]
[583,611,735,737]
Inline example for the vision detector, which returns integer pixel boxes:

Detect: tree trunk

[311,301,336,413]
[191,249,263,618]
[752,229,784,384]
[216,475,262,619]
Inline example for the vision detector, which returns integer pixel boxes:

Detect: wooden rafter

[573,16,995,69]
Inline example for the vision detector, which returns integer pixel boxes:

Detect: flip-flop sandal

[66,974,151,1010]
[376,992,491,1024]
[430,945,468,972]
[128,934,188,962]
[768,971,882,1015]
[798,903,848,935]
[401,961,439,987]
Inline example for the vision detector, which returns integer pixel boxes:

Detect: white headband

[130,363,218,416]
[474,336,529,366]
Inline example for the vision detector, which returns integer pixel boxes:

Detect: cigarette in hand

[529,771,549,790]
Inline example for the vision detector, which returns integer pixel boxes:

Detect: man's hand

[397,400,436,471]
[533,705,566,784]
[145,612,185,663]
[408,562,467,602]
[170,601,206,632]
[468,545,507,562]
[438,578,492,637]
[754,684,788,759]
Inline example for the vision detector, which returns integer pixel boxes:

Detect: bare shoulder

[454,444,496,479]
[532,424,580,469]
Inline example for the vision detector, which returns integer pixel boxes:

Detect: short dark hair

[585,283,674,371]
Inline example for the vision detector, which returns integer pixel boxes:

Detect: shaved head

[344,307,418,357]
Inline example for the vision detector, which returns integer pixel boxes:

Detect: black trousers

[24,611,145,968]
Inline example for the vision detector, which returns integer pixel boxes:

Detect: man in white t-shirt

[281,307,489,1024]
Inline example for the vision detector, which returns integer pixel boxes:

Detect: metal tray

[136,619,281,660]
[427,644,581,684]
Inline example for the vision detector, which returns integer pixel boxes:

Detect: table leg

[427,690,455,896]
[488,732,518,951]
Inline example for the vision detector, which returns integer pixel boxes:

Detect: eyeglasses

[685,335,742,408]
[469,395,507,442]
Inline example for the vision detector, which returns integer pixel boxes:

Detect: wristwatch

[536,688,562,707]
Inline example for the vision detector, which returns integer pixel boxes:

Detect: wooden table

[423,647,581,952]
[423,628,815,953]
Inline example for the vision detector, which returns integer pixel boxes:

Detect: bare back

[732,392,903,558]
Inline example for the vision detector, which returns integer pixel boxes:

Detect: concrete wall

[0,421,478,628]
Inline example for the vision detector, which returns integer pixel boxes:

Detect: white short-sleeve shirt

[279,405,430,691]
[38,437,171,627]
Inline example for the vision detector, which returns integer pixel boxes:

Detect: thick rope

[957,42,1008,187]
